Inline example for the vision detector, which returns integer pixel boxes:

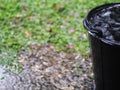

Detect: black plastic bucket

[83,3,120,90]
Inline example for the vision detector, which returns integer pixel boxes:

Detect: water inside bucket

[90,4,120,42]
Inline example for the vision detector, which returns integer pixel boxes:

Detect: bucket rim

[83,2,120,46]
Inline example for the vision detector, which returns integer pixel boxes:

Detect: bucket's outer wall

[89,34,120,90]
[89,34,103,90]
[83,3,120,90]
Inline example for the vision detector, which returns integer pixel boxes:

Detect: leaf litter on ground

[0,43,94,90]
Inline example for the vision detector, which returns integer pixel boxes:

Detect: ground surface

[1,0,119,68]
[0,43,93,90]
[0,0,119,90]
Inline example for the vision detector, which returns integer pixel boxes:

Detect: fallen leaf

[66,43,74,49]
[84,8,89,13]
[51,72,60,79]
[80,33,87,39]
[22,8,28,12]
[46,27,52,32]
[25,30,31,38]
[14,18,19,24]
[53,3,65,11]
[28,15,36,20]
[18,56,27,63]
[63,86,74,90]
[15,14,23,18]
[68,28,75,34]
[51,60,57,66]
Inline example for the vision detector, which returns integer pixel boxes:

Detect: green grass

[0,0,120,72]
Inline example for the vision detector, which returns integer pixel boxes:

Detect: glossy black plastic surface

[83,3,120,90]
[89,34,120,90]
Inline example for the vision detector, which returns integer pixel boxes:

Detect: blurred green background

[0,0,119,72]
